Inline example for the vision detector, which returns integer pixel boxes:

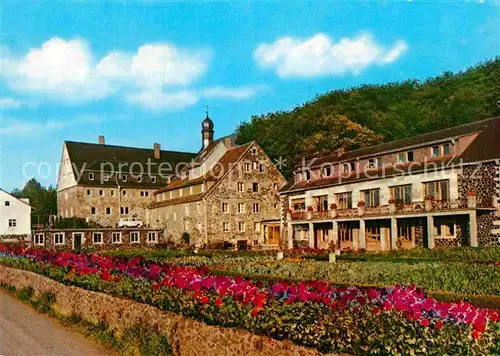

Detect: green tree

[11,178,57,226]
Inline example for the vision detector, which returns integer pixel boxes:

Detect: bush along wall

[0,245,499,355]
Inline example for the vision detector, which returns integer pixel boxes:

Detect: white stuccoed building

[0,189,32,240]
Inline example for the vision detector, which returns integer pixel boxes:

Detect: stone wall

[478,212,500,247]
[205,143,286,247]
[32,228,164,251]
[57,185,157,228]
[0,266,318,356]
[458,163,497,207]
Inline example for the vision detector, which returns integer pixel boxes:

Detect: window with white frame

[342,163,351,174]
[223,222,230,232]
[254,222,261,233]
[54,232,65,245]
[253,203,260,213]
[8,219,16,227]
[222,202,229,213]
[321,166,332,177]
[130,231,140,243]
[237,182,244,192]
[245,163,251,172]
[93,232,103,244]
[252,161,258,170]
[238,203,245,213]
[148,232,157,243]
[432,143,452,157]
[112,232,122,244]
[34,233,44,246]
[87,189,92,196]
[238,222,245,232]
[362,189,380,208]
[423,180,449,201]
[89,172,94,180]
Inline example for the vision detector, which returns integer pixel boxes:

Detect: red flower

[473,322,486,332]
[435,321,443,329]
[215,296,223,307]
[100,271,110,281]
[472,330,481,340]
[152,283,160,291]
[251,307,261,317]
[200,296,209,304]
[420,319,430,327]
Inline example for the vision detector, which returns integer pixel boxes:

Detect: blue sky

[1,1,499,191]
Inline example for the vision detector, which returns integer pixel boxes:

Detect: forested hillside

[236,58,500,178]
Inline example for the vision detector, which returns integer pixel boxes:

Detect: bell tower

[201,106,214,150]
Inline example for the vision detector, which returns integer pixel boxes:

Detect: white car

[117,217,143,228]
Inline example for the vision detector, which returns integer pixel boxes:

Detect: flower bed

[0,244,499,355]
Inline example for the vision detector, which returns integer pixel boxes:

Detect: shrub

[18,286,34,301]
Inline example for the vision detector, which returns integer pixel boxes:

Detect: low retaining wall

[0,265,319,356]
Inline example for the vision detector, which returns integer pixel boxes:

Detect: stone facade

[57,186,158,227]
[150,142,286,249]
[31,228,164,251]
[205,144,285,247]
[0,266,319,356]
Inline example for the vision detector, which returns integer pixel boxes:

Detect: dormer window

[89,172,94,181]
[304,171,311,180]
[432,144,451,157]
[368,157,382,169]
[342,163,351,174]
[397,151,414,164]
[321,166,332,177]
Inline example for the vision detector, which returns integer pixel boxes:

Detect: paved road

[0,291,108,356]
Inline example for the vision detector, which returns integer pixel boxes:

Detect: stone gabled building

[148,115,287,248]
[56,137,196,227]
[281,117,500,250]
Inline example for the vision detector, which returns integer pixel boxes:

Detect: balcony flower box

[357,201,365,216]
[424,195,434,211]
[467,192,477,208]
[329,203,337,218]
[306,205,314,220]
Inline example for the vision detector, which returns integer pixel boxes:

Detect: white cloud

[254,33,408,78]
[0,115,101,137]
[201,85,266,99]
[125,85,265,112]
[126,89,199,111]
[2,38,211,103]
[0,97,22,109]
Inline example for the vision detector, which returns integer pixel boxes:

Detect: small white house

[0,189,31,238]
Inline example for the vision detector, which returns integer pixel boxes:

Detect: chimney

[98,135,105,145]
[154,143,161,159]
[224,137,232,149]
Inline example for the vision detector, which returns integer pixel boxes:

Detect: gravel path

[0,291,109,356]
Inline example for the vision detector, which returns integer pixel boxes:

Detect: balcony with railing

[287,196,494,222]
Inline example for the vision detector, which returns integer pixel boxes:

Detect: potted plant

[306,205,314,220]
[357,200,366,216]
[467,191,477,208]
[424,195,434,211]
[388,198,397,213]
[329,203,337,218]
